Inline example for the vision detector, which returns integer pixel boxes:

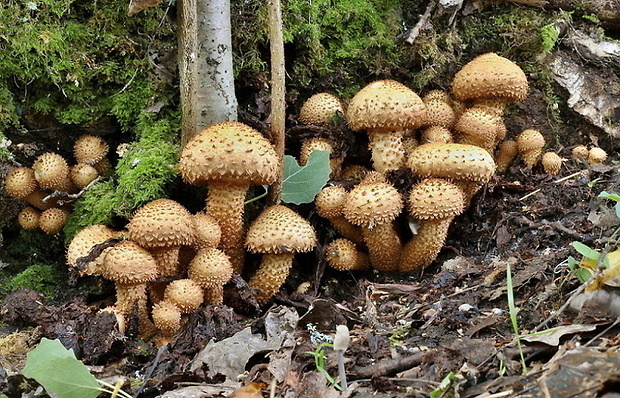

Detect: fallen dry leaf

[228,382,266,398]
[127,0,165,16]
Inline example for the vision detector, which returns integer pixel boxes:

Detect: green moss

[63,179,119,239]
[539,24,560,56]
[1,263,66,298]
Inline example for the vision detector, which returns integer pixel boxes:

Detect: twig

[42,176,102,205]
[584,316,620,346]
[350,352,425,379]
[133,344,167,398]
[404,1,436,45]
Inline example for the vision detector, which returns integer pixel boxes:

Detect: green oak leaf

[281,150,331,205]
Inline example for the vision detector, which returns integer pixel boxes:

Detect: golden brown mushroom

[74,134,109,165]
[542,152,562,175]
[495,140,519,173]
[572,145,589,162]
[151,300,182,344]
[346,80,427,173]
[325,238,370,271]
[315,185,363,245]
[246,205,316,305]
[4,167,54,210]
[66,224,118,276]
[455,105,504,152]
[422,90,456,129]
[299,93,344,125]
[192,212,222,251]
[400,178,465,273]
[588,147,608,165]
[17,207,40,230]
[516,129,545,168]
[178,121,280,273]
[126,199,194,277]
[187,247,233,305]
[420,126,453,144]
[342,172,403,272]
[70,163,99,189]
[163,279,204,313]
[32,152,76,193]
[38,207,69,234]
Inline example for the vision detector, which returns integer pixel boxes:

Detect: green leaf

[22,338,101,398]
[281,150,330,205]
[571,241,600,260]
[598,191,620,202]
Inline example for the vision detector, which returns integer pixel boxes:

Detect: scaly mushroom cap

[423,96,456,129]
[32,152,73,192]
[542,152,562,175]
[151,300,182,336]
[452,53,528,102]
[325,238,370,271]
[178,121,279,186]
[164,279,204,313]
[315,185,348,219]
[17,207,40,230]
[408,143,496,183]
[70,163,99,189]
[495,140,519,173]
[246,205,317,254]
[408,178,466,220]
[339,165,369,184]
[421,126,453,144]
[192,212,222,250]
[66,224,118,276]
[572,145,589,161]
[455,106,503,150]
[188,248,233,288]
[516,129,545,168]
[5,167,38,199]
[39,208,69,234]
[102,240,159,284]
[346,80,427,133]
[423,90,452,103]
[126,199,194,249]
[343,176,403,229]
[588,147,608,165]
[74,134,109,164]
[298,93,344,125]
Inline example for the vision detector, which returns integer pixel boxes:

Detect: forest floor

[3,152,620,398]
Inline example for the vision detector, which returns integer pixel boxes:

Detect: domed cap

[572,145,589,160]
[408,178,465,220]
[516,129,545,152]
[70,163,99,189]
[102,240,159,284]
[188,248,233,287]
[423,91,456,129]
[39,208,69,234]
[32,152,71,191]
[346,80,427,133]
[408,143,496,183]
[423,90,453,103]
[315,185,348,219]
[343,178,403,228]
[246,205,317,254]
[178,121,279,186]
[67,224,118,275]
[5,167,38,198]
[74,135,109,164]
[542,152,562,175]
[17,207,40,230]
[152,300,182,335]
[298,93,344,125]
[325,238,370,271]
[126,199,194,248]
[164,279,204,313]
[421,126,453,144]
[452,53,528,102]
[588,147,608,165]
[192,212,222,249]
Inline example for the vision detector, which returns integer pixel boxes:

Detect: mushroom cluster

[4,134,111,234]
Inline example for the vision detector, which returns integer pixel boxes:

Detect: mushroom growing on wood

[126,198,194,277]
[178,121,280,273]
[400,178,465,273]
[408,143,496,204]
[4,167,54,210]
[246,205,316,305]
[102,240,159,336]
[342,172,403,272]
[74,134,109,165]
[346,80,427,173]
[516,129,545,168]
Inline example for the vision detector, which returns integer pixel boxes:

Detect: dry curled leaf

[127,0,165,16]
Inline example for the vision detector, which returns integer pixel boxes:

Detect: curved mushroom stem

[248,253,294,305]
[368,131,405,173]
[205,181,250,273]
[399,217,453,273]
[362,223,402,272]
[115,283,155,337]
[150,246,181,277]
[328,216,365,245]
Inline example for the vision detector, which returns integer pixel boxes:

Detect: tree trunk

[178,0,238,146]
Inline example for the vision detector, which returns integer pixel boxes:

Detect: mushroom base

[363,223,402,272]
[400,218,453,273]
[248,253,294,305]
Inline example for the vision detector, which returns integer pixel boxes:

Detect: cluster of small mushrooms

[6,52,611,344]
[4,135,110,234]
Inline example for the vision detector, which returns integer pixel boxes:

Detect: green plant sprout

[305,342,342,390]
[506,260,528,375]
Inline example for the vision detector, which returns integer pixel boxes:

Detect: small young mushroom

[66,224,118,276]
[17,207,41,230]
[246,205,316,305]
[495,140,519,173]
[4,167,38,199]
[315,185,363,245]
[192,212,222,251]
[151,300,182,344]
[516,129,545,168]
[542,152,562,175]
[325,238,370,271]
[126,199,195,277]
[422,90,456,129]
[74,134,109,165]
[420,126,453,144]
[38,207,69,234]
[163,279,204,313]
[400,178,465,273]
[187,247,233,305]
[178,121,280,273]
[572,145,589,162]
[298,92,344,125]
[32,152,76,193]
[346,80,427,173]
[342,172,403,272]
[588,147,607,165]
[102,240,159,336]
[70,163,99,189]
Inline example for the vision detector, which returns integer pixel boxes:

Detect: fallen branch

[350,351,425,379]
[404,1,436,45]
[42,176,102,205]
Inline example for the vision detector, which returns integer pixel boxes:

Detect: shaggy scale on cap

[66,224,118,276]
[422,90,456,129]
[164,279,204,313]
[495,140,519,173]
[17,207,40,230]
[70,163,99,189]
[315,185,362,244]
[298,92,344,125]
[542,152,562,175]
[192,212,222,250]
[325,238,370,271]
[588,147,608,165]
[516,129,545,168]
[4,167,38,199]
[187,247,233,305]
[39,208,69,234]
[32,152,75,192]
[74,134,109,164]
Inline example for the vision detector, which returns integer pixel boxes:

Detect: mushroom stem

[362,223,402,272]
[150,247,181,277]
[328,216,365,245]
[115,283,154,337]
[203,285,225,305]
[248,253,293,305]
[368,131,405,173]
[399,217,453,273]
[205,181,250,273]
